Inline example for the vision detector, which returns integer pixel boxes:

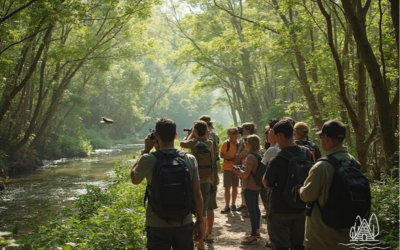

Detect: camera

[183,128,193,132]
[305,202,314,216]
[243,137,247,142]
[149,129,155,140]
[237,126,243,135]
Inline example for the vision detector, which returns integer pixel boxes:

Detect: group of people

[130,115,371,250]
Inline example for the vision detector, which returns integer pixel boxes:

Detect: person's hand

[154,140,160,150]
[193,221,204,241]
[144,133,155,152]
[262,176,267,188]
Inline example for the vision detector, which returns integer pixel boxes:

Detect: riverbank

[0,145,142,242]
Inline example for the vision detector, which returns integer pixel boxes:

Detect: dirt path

[205,173,270,250]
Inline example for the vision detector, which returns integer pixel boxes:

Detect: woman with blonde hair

[233,134,262,245]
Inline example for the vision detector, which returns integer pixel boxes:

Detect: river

[0,144,142,237]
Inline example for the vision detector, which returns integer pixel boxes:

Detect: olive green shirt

[299,146,353,250]
[180,138,215,184]
[134,147,200,227]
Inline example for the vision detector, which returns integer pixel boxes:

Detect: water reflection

[0,144,142,236]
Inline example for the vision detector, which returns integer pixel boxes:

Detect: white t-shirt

[261,144,281,165]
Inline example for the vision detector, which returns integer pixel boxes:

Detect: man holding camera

[130,118,204,250]
[181,120,215,250]
[198,115,220,243]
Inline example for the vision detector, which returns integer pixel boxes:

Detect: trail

[205,173,270,250]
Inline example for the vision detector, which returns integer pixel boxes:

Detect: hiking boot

[230,205,238,211]
[221,206,231,214]
[238,205,247,212]
[197,241,205,250]
[205,233,214,243]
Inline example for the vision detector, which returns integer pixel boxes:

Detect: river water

[0,144,142,236]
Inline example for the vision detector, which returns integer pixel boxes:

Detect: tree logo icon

[338,213,390,249]
[350,214,379,241]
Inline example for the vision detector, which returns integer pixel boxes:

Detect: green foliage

[84,129,111,150]
[370,172,400,248]
[259,105,286,127]
[20,161,147,250]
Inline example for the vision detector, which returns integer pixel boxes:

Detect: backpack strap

[152,150,165,159]
[226,139,230,152]
[317,155,342,170]
[248,152,262,181]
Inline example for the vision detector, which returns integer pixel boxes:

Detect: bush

[20,161,147,250]
[370,171,399,248]
[84,128,112,150]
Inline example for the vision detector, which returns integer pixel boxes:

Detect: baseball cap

[294,122,309,136]
[316,120,346,139]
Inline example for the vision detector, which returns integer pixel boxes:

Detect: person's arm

[220,141,234,161]
[233,155,254,179]
[180,138,194,149]
[262,163,269,188]
[300,163,324,202]
[192,179,204,241]
[130,133,154,185]
[235,147,248,163]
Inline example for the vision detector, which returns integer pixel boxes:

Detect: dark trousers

[260,185,269,212]
[269,212,305,250]
[146,223,194,250]
[243,189,261,236]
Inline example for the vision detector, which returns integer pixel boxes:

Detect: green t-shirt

[134,147,200,227]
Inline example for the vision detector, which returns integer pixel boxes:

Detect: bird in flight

[100,117,114,124]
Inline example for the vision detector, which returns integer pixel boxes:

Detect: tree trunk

[341,0,398,168]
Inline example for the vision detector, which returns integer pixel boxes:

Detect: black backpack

[144,150,193,223]
[193,140,213,178]
[316,155,371,228]
[248,153,266,187]
[277,147,313,209]
[295,140,320,163]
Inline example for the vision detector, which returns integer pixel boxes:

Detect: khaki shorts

[200,183,211,217]
[223,170,239,187]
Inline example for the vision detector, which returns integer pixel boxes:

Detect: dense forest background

[0,0,398,177]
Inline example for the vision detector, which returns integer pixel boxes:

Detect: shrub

[370,171,399,248]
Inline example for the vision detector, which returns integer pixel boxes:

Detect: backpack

[295,140,319,163]
[144,150,193,223]
[193,140,213,178]
[248,153,266,187]
[316,155,371,228]
[277,147,313,209]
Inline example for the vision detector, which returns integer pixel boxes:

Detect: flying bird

[100,117,114,124]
